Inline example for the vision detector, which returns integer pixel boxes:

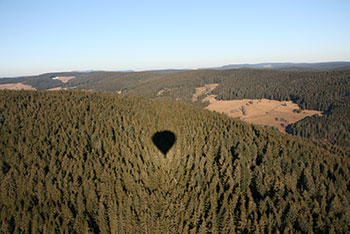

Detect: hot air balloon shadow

[152,131,176,157]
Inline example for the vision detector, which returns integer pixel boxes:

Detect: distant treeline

[1,90,349,233]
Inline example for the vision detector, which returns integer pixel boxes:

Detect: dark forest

[1,90,349,233]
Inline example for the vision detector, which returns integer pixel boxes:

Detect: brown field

[204,95,322,132]
[53,76,75,83]
[0,83,36,90]
[192,83,219,101]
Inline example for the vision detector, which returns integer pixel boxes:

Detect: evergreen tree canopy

[1,90,349,233]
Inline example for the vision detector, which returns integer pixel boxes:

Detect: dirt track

[47,87,68,91]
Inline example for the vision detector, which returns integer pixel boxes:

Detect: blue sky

[0,0,349,77]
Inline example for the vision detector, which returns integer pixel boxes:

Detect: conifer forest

[1,89,349,233]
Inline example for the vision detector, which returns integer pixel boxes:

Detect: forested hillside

[127,69,350,150]
[0,72,84,90]
[210,69,350,149]
[1,69,350,149]
[1,91,349,233]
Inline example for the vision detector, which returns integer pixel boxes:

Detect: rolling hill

[210,61,350,71]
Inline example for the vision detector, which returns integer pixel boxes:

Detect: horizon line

[2,60,350,78]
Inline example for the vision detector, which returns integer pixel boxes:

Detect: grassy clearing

[205,96,322,132]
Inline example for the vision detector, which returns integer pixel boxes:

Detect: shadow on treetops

[152,131,176,157]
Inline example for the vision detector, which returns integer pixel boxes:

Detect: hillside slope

[127,69,350,150]
[1,91,349,233]
[1,69,350,150]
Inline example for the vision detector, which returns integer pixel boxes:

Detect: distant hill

[208,61,350,71]
[144,68,193,73]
